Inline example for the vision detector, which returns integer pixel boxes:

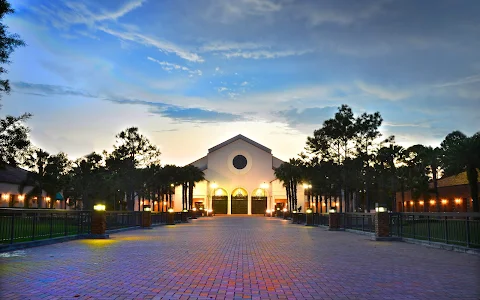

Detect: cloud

[276,106,338,126]
[434,74,480,88]
[99,27,204,62]
[107,98,245,123]
[147,57,202,76]
[356,81,410,101]
[12,82,97,98]
[203,0,283,24]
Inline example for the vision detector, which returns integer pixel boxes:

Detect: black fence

[312,213,329,226]
[343,213,375,233]
[390,212,480,248]
[0,209,91,244]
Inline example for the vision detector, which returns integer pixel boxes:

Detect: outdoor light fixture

[276,207,280,211]
[182,209,188,212]
[170,184,174,187]
[455,198,462,204]
[1,193,9,200]
[94,204,106,211]
[329,208,336,213]
[441,199,448,204]
[199,207,204,211]
[430,200,435,205]
[192,207,197,211]
[18,195,25,201]
[207,209,213,213]
[292,210,297,213]
[143,207,151,212]
[168,208,174,213]
[375,206,387,212]
[46,197,51,202]
[260,182,269,189]
[306,208,313,214]
[410,201,414,205]
[419,201,424,205]
[163,201,167,205]
[266,209,271,214]
[283,208,287,212]
[211,182,218,189]
[322,202,326,206]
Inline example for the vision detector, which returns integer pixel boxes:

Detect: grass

[0,215,90,244]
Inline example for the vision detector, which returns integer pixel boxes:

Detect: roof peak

[208,134,272,154]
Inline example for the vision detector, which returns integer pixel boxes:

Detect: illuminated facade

[173,135,305,214]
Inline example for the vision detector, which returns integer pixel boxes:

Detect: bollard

[328,208,342,231]
[181,210,189,223]
[167,208,175,225]
[305,208,314,226]
[90,204,109,238]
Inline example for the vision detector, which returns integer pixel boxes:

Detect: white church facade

[173,135,305,215]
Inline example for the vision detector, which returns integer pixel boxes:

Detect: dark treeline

[275,105,480,213]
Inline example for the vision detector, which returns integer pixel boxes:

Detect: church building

[173,135,305,214]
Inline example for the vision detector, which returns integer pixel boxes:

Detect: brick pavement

[1,216,479,299]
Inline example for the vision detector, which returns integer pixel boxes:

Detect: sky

[2,0,480,165]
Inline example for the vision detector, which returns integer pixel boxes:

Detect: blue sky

[2,0,480,165]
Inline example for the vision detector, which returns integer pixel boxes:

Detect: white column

[248,196,251,215]
[227,194,231,215]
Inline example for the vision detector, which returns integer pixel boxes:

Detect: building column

[227,195,231,215]
[248,196,251,215]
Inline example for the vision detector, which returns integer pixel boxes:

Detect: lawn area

[0,214,90,244]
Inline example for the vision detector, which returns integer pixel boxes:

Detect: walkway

[1,216,479,299]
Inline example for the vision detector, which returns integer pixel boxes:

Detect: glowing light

[306,208,313,214]
[441,199,448,204]
[322,202,326,206]
[211,182,218,189]
[215,189,224,196]
[207,209,213,213]
[375,207,387,212]
[18,195,25,201]
[292,210,297,213]
[282,208,287,212]
[46,197,51,202]
[329,208,336,213]
[154,201,157,204]
[266,209,271,214]
[143,207,151,212]
[192,207,197,211]
[170,184,174,187]
[140,200,144,205]
[454,198,462,204]
[419,201,424,205]
[336,202,339,207]
[1,193,9,200]
[94,204,106,211]
[163,201,167,205]
[168,208,174,213]
[409,201,414,205]
[430,200,435,205]
[260,182,269,189]
[182,209,188,212]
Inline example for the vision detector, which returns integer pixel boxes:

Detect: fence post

[465,217,470,248]
[10,213,15,244]
[32,212,37,241]
[444,216,449,244]
[49,213,53,238]
[427,216,431,242]
[413,215,416,239]
[64,212,68,236]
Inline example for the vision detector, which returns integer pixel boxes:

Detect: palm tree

[441,131,480,212]
[183,165,205,211]
[274,163,291,212]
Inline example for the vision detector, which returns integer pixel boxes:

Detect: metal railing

[390,212,480,248]
[151,212,168,225]
[0,208,91,244]
[105,211,142,230]
[312,213,329,226]
[343,213,375,233]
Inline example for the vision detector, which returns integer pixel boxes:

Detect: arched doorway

[251,188,267,214]
[212,188,228,214]
[231,188,248,214]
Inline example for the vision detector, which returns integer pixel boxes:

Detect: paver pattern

[1,216,479,299]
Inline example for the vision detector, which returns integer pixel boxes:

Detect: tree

[0,0,25,97]
[43,152,70,208]
[109,127,161,210]
[0,1,30,168]
[22,148,49,208]
[68,152,104,210]
[0,113,31,168]
[441,131,480,212]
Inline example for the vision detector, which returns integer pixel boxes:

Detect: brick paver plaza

[1,216,479,299]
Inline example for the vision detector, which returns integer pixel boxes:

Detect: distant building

[395,171,479,212]
[0,165,47,208]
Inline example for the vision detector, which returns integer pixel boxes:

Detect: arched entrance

[251,188,267,214]
[231,188,248,214]
[212,188,228,214]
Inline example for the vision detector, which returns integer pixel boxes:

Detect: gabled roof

[0,165,34,185]
[208,134,271,154]
[430,170,479,188]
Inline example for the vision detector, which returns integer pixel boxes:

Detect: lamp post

[303,183,312,209]
[210,181,218,216]
[260,182,270,216]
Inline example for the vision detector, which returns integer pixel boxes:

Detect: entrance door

[251,196,267,214]
[231,188,248,214]
[212,196,228,214]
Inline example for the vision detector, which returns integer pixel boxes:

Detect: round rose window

[232,155,247,169]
